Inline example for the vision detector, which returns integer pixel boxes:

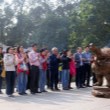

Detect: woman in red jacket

[68,51,76,89]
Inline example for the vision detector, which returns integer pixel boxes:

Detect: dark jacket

[62,55,71,70]
[49,54,60,70]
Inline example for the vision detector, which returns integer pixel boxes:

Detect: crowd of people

[0,44,96,97]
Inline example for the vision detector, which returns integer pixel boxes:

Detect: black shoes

[77,85,86,89]
[19,92,28,95]
[63,88,69,90]
[36,91,42,93]
[31,92,36,95]
[55,88,60,91]
[86,85,92,87]
[42,90,48,92]
[8,95,15,98]
[69,87,74,89]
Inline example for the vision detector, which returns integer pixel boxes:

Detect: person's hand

[81,58,85,61]
[47,52,51,57]
[45,55,49,60]
[57,54,60,59]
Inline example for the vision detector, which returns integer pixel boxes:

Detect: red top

[16,53,29,74]
[40,54,47,71]
[69,59,76,76]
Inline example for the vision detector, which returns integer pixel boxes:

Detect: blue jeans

[17,72,28,93]
[62,69,70,89]
[39,69,46,92]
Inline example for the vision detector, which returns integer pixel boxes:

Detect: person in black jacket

[49,47,60,91]
[61,50,71,90]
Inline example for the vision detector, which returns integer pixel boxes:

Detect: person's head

[51,47,58,55]
[6,47,14,54]
[17,46,24,53]
[43,48,49,55]
[13,47,17,53]
[0,47,3,54]
[77,47,82,53]
[40,48,47,56]
[85,46,90,52]
[62,49,68,56]
[32,44,38,52]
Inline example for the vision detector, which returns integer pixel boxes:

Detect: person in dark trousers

[3,47,16,97]
[49,47,60,91]
[28,44,41,94]
[83,46,92,87]
[74,47,85,89]
[0,47,3,94]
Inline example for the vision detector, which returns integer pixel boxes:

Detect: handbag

[1,68,6,78]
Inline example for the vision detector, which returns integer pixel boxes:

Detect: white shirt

[3,53,16,71]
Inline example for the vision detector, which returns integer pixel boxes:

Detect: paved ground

[0,84,110,110]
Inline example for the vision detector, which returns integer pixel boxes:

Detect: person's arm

[28,52,39,63]
[15,54,24,64]
[39,56,47,64]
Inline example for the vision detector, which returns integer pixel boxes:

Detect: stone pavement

[0,85,110,110]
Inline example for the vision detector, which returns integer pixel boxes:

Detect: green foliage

[69,0,110,50]
[0,0,110,50]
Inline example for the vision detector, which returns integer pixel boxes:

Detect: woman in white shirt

[3,47,16,97]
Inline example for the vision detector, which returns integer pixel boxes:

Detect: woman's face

[19,46,24,53]
[41,51,46,55]
[9,48,14,54]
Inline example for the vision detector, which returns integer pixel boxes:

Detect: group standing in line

[0,44,96,97]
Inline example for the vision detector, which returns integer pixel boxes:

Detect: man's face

[53,49,58,55]
[85,47,89,52]
[78,48,82,53]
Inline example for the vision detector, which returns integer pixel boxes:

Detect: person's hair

[40,48,46,53]
[77,47,82,50]
[13,46,17,50]
[62,49,68,55]
[85,45,89,48]
[32,43,37,47]
[0,47,3,50]
[6,47,13,53]
[17,46,23,53]
[51,47,58,52]
[43,48,48,50]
